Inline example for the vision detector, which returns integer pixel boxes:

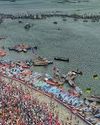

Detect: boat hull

[54,57,69,62]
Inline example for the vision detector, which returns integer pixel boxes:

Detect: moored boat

[22,48,27,53]
[91,95,100,99]
[33,56,53,66]
[33,60,48,66]
[44,78,64,86]
[54,57,69,62]
[8,44,32,53]
[15,61,30,68]
[67,79,76,87]
[0,37,6,40]
[0,50,6,57]
[8,47,16,51]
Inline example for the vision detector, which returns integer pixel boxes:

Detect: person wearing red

[55,114,62,125]
[48,112,53,125]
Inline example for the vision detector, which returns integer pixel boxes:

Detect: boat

[24,23,31,30]
[54,57,69,62]
[48,61,53,64]
[15,61,30,68]
[33,56,53,66]
[10,0,16,2]
[16,47,23,52]
[68,88,79,97]
[67,79,76,87]
[22,48,27,53]
[44,79,64,86]
[93,74,99,79]
[91,95,100,99]
[0,37,6,40]
[33,61,53,66]
[33,60,48,66]
[0,50,6,57]
[8,47,15,51]
[86,97,100,103]
[8,44,31,53]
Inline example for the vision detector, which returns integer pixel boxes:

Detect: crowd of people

[0,81,63,125]
[0,60,100,125]
[0,60,83,107]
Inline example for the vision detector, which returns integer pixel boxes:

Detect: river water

[0,0,100,95]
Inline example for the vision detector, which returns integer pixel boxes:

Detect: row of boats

[8,44,34,53]
[0,43,70,66]
[0,43,80,89]
[0,50,69,67]
[33,56,70,66]
[0,57,82,91]
[8,44,69,63]
[0,59,82,96]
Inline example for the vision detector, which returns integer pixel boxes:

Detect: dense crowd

[0,60,83,107]
[0,60,100,125]
[0,81,62,125]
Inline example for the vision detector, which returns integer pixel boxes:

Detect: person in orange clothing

[16,116,25,125]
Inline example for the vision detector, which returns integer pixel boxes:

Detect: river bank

[0,74,91,125]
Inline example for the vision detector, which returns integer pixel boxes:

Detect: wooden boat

[86,97,100,103]
[91,95,100,99]
[8,47,15,51]
[16,47,23,52]
[24,23,31,30]
[67,79,76,87]
[16,61,30,68]
[33,60,48,66]
[44,79,63,86]
[33,60,53,66]
[33,57,53,66]
[0,50,6,57]
[48,61,53,64]
[54,57,69,62]
[68,89,79,97]
[22,48,27,53]
[10,0,16,2]
[0,37,6,40]
[93,74,99,79]
[8,44,31,52]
